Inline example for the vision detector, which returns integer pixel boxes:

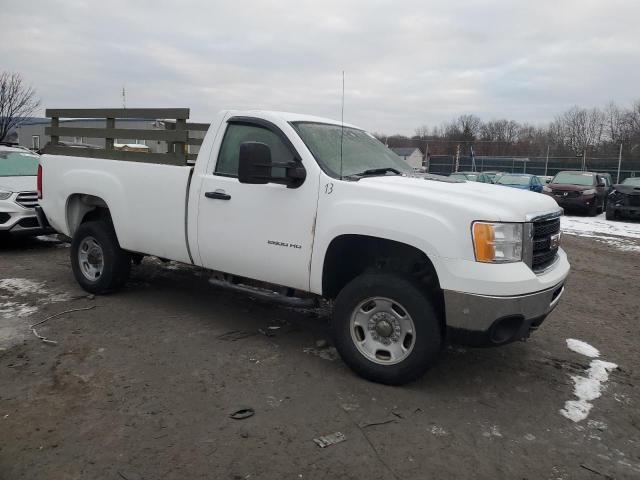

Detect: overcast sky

[1,0,639,134]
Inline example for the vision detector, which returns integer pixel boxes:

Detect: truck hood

[0,176,36,193]
[358,175,560,222]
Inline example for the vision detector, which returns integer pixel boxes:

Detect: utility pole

[617,143,623,183]
[582,149,586,171]
[544,145,549,176]
[455,144,460,172]
[122,86,126,109]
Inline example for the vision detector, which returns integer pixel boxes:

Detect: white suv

[0,144,51,237]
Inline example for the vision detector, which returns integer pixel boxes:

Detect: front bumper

[0,202,54,236]
[547,193,595,210]
[444,282,565,346]
[608,204,640,217]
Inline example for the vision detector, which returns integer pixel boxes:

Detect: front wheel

[331,273,442,385]
[71,220,131,294]
[605,205,616,221]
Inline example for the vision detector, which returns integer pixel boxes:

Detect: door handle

[205,191,231,200]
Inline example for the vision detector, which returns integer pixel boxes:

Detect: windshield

[0,150,39,176]
[498,174,530,186]
[622,177,640,186]
[292,122,411,177]
[552,172,595,186]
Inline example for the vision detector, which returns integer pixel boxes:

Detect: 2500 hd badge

[267,240,302,249]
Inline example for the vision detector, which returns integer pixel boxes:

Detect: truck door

[195,117,319,291]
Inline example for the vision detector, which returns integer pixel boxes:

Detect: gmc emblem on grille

[550,232,561,249]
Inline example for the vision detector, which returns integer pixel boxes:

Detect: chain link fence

[427,154,640,182]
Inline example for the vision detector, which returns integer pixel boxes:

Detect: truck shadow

[122,257,561,397]
[0,234,67,252]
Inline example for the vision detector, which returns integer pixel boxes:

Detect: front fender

[309,198,462,295]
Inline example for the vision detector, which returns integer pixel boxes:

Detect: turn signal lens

[472,222,524,263]
[473,223,495,262]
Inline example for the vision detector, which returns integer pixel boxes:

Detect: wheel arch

[320,234,445,329]
[66,193,113,236]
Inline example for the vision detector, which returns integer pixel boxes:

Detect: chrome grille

[15,191,39,209]
[532,217,560,272]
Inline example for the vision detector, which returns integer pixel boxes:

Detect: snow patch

[562,214,640,240]
[0,278,47,296]
[482,425,503,438]
[303,346,338,361]
[566,339,600,358]
[560,360,618,422]
[0,278,73,348]
[561,214,640,252]
[0,302,39,319]
[429,425,448,436]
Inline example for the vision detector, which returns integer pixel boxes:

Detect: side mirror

[598,181,606,188]
[238,141,307,188]
[238,142,272,184]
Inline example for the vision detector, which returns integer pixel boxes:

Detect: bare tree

[0,72,41,142]
[414,125,429,139]
[455,114,482,141]
[553,106,605,154]
[603,102,625,143]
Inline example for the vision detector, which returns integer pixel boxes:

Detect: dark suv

[544,171,608,216]
[606,177,640,220]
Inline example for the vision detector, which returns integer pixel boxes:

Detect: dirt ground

[1,232,639,479]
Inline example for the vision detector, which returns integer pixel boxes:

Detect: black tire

[331,273,442,385]
[70,220,131,294]
[588,203,598,216]
[605,205,616,221]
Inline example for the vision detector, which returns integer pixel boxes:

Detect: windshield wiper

[351,167,402,177]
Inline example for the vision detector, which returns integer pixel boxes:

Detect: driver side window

[215,123,295,178]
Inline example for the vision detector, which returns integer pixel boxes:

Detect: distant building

[16,118,204,155]
[390,147,424,169]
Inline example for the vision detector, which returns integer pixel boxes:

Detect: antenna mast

[122,86,126,109]
[340,71,345,180]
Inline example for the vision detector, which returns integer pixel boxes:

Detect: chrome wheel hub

[350,297,416,365]
[78,236,104,282]
[369,312,401,344]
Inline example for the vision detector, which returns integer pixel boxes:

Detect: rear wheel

[331,273,442,385]
[71,220,131,294]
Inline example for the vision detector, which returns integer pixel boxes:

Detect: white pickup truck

[38,109,570,384]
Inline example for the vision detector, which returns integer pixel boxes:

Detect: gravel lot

[1,224,639,479]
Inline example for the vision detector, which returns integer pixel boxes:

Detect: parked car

[39,108,569,385]
[449,171,493,183]
[0,145,53,238]
[606,177,640,220]
[544,171,608,216]
[496,173,544,192]
[537,175,553,184]
[482,171,508,183]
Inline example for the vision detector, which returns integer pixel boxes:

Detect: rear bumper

[444,282,565,347]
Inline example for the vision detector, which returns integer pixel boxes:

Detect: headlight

[472,222,523,263]
[542,185,552,193]
[0,190,12,200]
[582,189,596,195]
